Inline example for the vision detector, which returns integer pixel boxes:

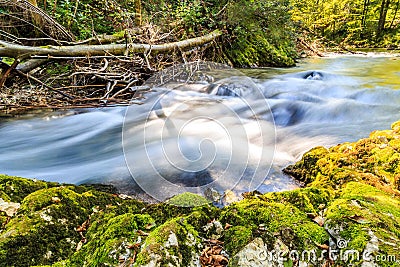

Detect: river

[1,55,400,202]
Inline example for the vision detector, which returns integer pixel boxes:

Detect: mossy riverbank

[1,123,400,266]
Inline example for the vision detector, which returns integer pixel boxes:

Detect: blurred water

[1,55,400,200]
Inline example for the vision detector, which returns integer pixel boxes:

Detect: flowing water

[1,55,400,201]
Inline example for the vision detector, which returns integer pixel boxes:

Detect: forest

[291,0,400,48]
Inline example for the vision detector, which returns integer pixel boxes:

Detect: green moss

[144,202,193,225]
[1,57,14,65]
[260,187,332,214]
[166,192,210,207]
[70,213,155,267]
[224,226,253,255]
[284,122,400,194]
[283,146,329,185]
[324,182,400,265]
[226,29,296,67]
[0,187,92,266]
[219,199,328,254]
[0,190,10,202]
[0,175,144,267]
[135,217,201,266]
[0,174,58,202]
[45,63,71,76]
[185,205,219,230]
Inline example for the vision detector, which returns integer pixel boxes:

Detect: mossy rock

[0,176,142,267]
[0,174,58,202]
[223,225,253,255]
[219,198,328,255]
[284,122,400,195]
[259,187,333,214]
[166,192,210,207]
[69,213,155,267]
[0,187,92,266]
[134,217,202,267]
[324,182,400,266]
[283,146,329,185]
[144,201,196,226]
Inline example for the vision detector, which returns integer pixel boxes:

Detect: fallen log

[0,30,222,59]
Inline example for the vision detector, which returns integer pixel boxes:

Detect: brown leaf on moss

[312,215,325,226]
[345,215,370,224]
[76,218,90,232]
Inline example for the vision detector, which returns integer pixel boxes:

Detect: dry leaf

[312,215,325,226]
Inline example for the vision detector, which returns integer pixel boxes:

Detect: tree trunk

[0,30,222,59]
[377,0,391,36]
[390,0,400,28]
[27,0,43,28]
[361,0,370,28]
[134,0,142,26]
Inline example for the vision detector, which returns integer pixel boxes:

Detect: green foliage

[290,0,400,47]
[224,0,296,66]
[143,0,297,67]
[40,0,137,40]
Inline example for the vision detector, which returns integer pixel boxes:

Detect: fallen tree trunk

[0,30,222,59]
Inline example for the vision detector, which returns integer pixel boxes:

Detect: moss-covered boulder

[219,197,328,259]
[134,217,203,266]
[70,213,155,266]
[284,121,400,195]
[0,177,132,267]
[281,121,400,267]
[323,182,400,266]
[0,174,58,203]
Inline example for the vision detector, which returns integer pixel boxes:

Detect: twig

[215,2,229,17]
[98,58,109,72]
[0,58,19,88]
[111,79,138,98]
[5,65,74,99]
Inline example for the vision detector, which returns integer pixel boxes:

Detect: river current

[1,55,400,201]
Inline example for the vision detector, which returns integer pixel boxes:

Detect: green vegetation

[165,192,210,207]
[291,0,400,48]
[1,0,297,67]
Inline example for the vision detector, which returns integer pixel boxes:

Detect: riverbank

[1,121,399,266]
